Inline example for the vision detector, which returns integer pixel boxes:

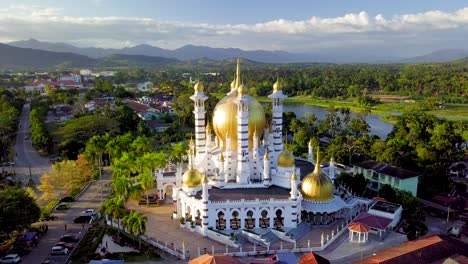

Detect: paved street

[14,103,50,185]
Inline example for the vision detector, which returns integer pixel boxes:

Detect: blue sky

[0,0,467,57]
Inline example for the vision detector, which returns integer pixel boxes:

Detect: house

[145,120,171,133]
[355,235,468,264]
[136,81,153,92]
[367,201,402,229]
[59,73,82,83]
[25,79,83,92]
[353,161,419,196]
[84,98,115,112]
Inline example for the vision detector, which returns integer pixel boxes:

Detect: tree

[131,136,152,156]
[101,197,126,229]
[0,188,41,234]
[122,211,147,249]
[38,173,56,201]
[76,154,94,182]
[138,171,154,206]
[378,184,397,202]
[113,176,131,201]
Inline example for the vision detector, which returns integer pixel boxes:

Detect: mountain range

[1,39,467,69]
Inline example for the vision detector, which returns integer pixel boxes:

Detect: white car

[51,246,69,255]
[81,209,96,215]
[0,254,21,264]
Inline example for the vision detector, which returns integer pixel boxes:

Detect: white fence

[107,220,186,260]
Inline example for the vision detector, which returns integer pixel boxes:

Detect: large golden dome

[277,150,295,167]
[301,149,334,202]
[212,59,266,150]
[182,166,203,188]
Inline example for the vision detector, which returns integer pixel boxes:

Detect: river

[281,103,394,140]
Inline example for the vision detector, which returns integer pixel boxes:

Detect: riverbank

[257,96,468,121]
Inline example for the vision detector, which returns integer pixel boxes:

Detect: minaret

[190,81,208,159]
[290,168,298,200]
[263,151,270,184]
[219,153,225,183]
[224,131,232,183]
[329,156,336,182]
[233,59,250,184]
[308,139,314,164]
[188,137,195,166]
[201,175,209,236]
[205,122,212,151]
[268,77,287,153]
[252,128,259,160]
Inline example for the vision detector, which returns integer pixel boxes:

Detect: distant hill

[0,43,97,69]
[8,39,320,63]
[401,49,468,63]
[97,54,179,68]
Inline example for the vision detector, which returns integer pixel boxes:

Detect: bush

[179,217,185,224]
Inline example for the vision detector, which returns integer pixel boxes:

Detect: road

[14,103,50,184]
[21,178,112,264]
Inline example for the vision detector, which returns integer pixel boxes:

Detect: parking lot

[20,179,112,264]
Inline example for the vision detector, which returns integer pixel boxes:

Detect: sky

[0,0,467,57]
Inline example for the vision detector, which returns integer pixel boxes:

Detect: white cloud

[0,4,467,55]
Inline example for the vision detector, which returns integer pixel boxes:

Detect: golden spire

[330,156,335,163]
[273,76,281,92]
[264,151,269,160]
[189,135,194,146]
[291,169,297,181]
[308,138,313,146]
[206,122,211,135]
[313,147,321,175]
[253,127,257,138]
[194,80,204,92]
[202,173,208,183]
[235,58,241,88]
[220,152,225,162]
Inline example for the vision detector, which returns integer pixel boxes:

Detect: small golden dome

[194,81,204,92]
[238,83,248,95]
[277,150,295,167]
[273,78,281,92]
[301,148,334,202]
[230,79,236,90]
[182,167,203,187]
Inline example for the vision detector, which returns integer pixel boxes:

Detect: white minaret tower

[308,139,314,164]
[233,60,250,184]
[268,77,287,154]
[290,169,298,200]
[263,151,270,184]
[201,175,209,236]
[190,81,208,159]
[252,129,259,160]
[329,156,336,182]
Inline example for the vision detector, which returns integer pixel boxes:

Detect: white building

[59,73,82,84]
[156,60,370,239]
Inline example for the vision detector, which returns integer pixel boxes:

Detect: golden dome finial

[206,122,211,135]
[182,167,203,187]
[330,156,335,163]
[308,138,313,146]
[238,83,248,95]
[253,127,257,138]
[291,169,297,181]
[220,152,225,162]
[230,79,236,91]
[314,146,321,171]
[194,80,204,92]
[273,76,281,92]
[202,174,208,184]
[189,135,194,146]
[264,151,269,160]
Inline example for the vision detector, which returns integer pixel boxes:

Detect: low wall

[206,229,239,248]
[271,229,296,244]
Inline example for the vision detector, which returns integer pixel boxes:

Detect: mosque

[156,60,370,238]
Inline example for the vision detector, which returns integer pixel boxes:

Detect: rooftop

[355,160,419,180]
[196,186,290,201]
[355,235,468,264]
[354,212,392,230]
[369,201,401,214]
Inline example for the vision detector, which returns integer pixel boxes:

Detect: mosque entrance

[245,210,255,229]
[216,211,226,230]
[185,206,192,222]
[195,210,202,226]
[164,184,173,202]
[260,210,269,228]
[231,211,240,230]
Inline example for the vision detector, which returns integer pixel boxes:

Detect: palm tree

[128,185,144,207]
[122,211,147,249]
[113,176,131,201]
[170,142,187,164]
[130,136,151,156]
[101,197,127,229]
[138,170,154,206]
[142,152,167,177]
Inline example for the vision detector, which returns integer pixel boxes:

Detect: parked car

[73,215,92,224]
[81,209,96,215]
[55,203,70,210]
[41,259,57,264]
[0,254,21,264]
[58,196,74,203]
[55,242,74,250]
[59,233,80,243]
[138,195,159,205]
[50,246,68,255]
